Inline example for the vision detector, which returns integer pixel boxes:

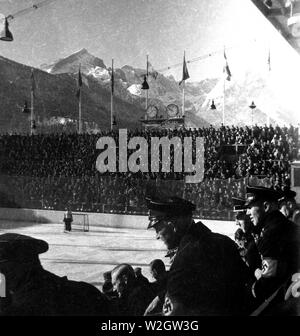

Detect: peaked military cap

[146,196,195,229]
[232,197,247,212]
[244,186,282,207]
[0,233,49,263]
[278,189,297,203]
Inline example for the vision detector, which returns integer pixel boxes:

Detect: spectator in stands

[235,228,247,250]
[149,259,168,294]
[134,267,149,287]
[102,271,117,300]
[144,259,169,316]
[245,186,300,307]
[111,264,154,316]
[0,125,297,220]
[146,195,253,315]
[278,189,300,225]
[0,233,111,316]
[235,213,261,271]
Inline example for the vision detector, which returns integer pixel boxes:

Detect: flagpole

[146,55,149,110]
[182,51,186,118]
[30,69,35,135]
[223,76,225,126]
[77,64,82,134]
[30,87,34,135]
[222,47,226,126]
[183,55,185,118]
[111,58,114,131]
[267,47,271,127]
[78,88,82,134]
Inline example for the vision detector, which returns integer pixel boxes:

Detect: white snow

[87,66,110,80]
[127,83,142,96]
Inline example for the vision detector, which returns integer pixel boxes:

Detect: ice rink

[0,217,236,290]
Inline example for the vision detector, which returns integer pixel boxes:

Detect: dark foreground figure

[146,195,254,316]
[111,264,155,316]
[0,233,111,316]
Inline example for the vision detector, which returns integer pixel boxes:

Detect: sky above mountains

[0,0,297,78]
[0,0,300,124]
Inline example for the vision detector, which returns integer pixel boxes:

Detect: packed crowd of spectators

[0,124,298,218]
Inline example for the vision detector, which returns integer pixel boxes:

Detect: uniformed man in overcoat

[232,197,261,275]
[245,186,300,309]
[0,233,111,316]
[278,189,300,225]
[146,195,253,316]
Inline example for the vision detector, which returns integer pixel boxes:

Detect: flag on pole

[31,69,36,96]
[223,51,232,81]
[147,61,158,79]
[76,65,82,99]
[268,48,271,72]
[179,54,190,85]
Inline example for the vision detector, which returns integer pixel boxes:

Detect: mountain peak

[73,48,89,56]
[47,49,106,75]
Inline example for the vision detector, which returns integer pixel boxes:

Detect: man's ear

[167,221,176,233]
[263,201,271,212]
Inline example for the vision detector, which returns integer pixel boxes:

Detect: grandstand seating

[0,125,298,220]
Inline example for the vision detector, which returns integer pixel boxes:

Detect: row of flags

[30,49,272,100]
[142,50,233,89]
[24,48,271,132]
[223,51,232,81]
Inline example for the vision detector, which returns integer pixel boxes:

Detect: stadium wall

[0,207,235,235]
[0,207,150,230]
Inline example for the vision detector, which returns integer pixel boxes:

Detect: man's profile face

[236,219,246,232]
[247,202,265,226]
[153,220,177,250]
[150,268,158,280]
[279,200,296,219]
[236,215,252,233]
[111,272,126,297]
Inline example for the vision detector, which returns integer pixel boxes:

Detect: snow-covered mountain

[0,47,297,134]
[43,48,297,127]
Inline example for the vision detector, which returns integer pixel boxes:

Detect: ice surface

[0,218,236,290]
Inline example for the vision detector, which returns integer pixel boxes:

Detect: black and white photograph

[0,0,300,322]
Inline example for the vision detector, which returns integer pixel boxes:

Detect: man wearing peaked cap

[145,195,253,316]
[0,233,48,263]
[0,233,111,316]
[232,197,247,213]
[147,196,195,230]
[232,197,250,234]
[232,198,260,275]
[245,185,282,210]
[278,189,300,225]
[244,185,300,312]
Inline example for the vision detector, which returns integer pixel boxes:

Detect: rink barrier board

[0,207,236,234]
